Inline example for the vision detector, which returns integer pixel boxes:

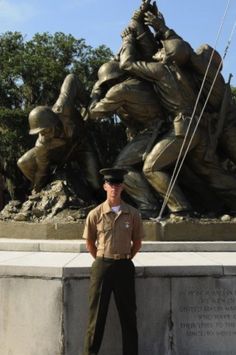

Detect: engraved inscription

[172,278,236,354]
[178,287,236,338]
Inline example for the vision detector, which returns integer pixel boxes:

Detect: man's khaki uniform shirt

[83,200,144,257]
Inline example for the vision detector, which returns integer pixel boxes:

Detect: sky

[0,0,236,85]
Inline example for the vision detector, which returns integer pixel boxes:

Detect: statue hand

[144,11,165,31]
[150,1,158,16]
[131,10,143,22]
[131,0,152,22]
[140,0,152,13]
[129,11,149,37]
[121,27,136,39]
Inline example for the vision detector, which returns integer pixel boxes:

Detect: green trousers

[83,258,138,355]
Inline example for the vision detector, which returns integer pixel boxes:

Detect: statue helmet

[28,106,59,135]
[161,39,192,66]
[195,44,222,70]
[97,60,125,86]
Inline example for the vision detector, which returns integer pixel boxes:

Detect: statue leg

[17,148,37,183]
[143,131,199,213]
[75,142,102,192]
[114,132,160,216]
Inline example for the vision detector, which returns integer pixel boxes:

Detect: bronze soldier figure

[89,60,167,217]
[18,74,101,196]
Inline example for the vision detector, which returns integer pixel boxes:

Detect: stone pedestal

[1,218,236,354]
[1,244,236,354]
[1,219,236,241]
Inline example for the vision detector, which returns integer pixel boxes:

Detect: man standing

[83,168,144,355]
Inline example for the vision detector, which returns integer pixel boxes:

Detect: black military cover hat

[99,168,127,183]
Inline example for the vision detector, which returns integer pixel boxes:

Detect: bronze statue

[12,0,236,220]
[117,1,236,215]
[17,74,101,196]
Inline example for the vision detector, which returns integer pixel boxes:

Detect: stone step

[1,238,236,253]
[0,249,236,278]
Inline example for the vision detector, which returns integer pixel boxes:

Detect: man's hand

[86,239,97,259]
[131,239,142,259]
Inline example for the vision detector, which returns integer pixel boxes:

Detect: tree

[0,31,113,109]
[0,32,24,108]
[231,86,236,103]
[0,108,33,199]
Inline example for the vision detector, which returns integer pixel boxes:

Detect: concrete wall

[1,249,236,354]
[0,278,63,355]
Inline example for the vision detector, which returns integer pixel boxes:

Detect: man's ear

[103,183,107,192]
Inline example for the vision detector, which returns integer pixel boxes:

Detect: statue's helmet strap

[28,106,58,135]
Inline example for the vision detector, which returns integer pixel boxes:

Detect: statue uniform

[90,75,166,216]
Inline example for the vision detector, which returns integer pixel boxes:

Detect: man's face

[103,181,124,200]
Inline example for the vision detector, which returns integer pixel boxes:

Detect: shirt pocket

[96,216,113,248]
[117,215,133,252]
[120,216,133,236]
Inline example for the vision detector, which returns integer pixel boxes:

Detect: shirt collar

[102,200,129,214]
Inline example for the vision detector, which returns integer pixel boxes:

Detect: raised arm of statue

[52,74,89,138]
[120,29,165,83]
[89,85,126,119]
[144,10,181,41]
[88,60,127,119]
[126,1,159,60]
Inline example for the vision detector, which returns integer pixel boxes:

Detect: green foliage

[73,44,114,92]
[231,86,236,103]
[0,32,25,108]
[87,119,127,167]
[0,31,113,109]
[0,108,34,198]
